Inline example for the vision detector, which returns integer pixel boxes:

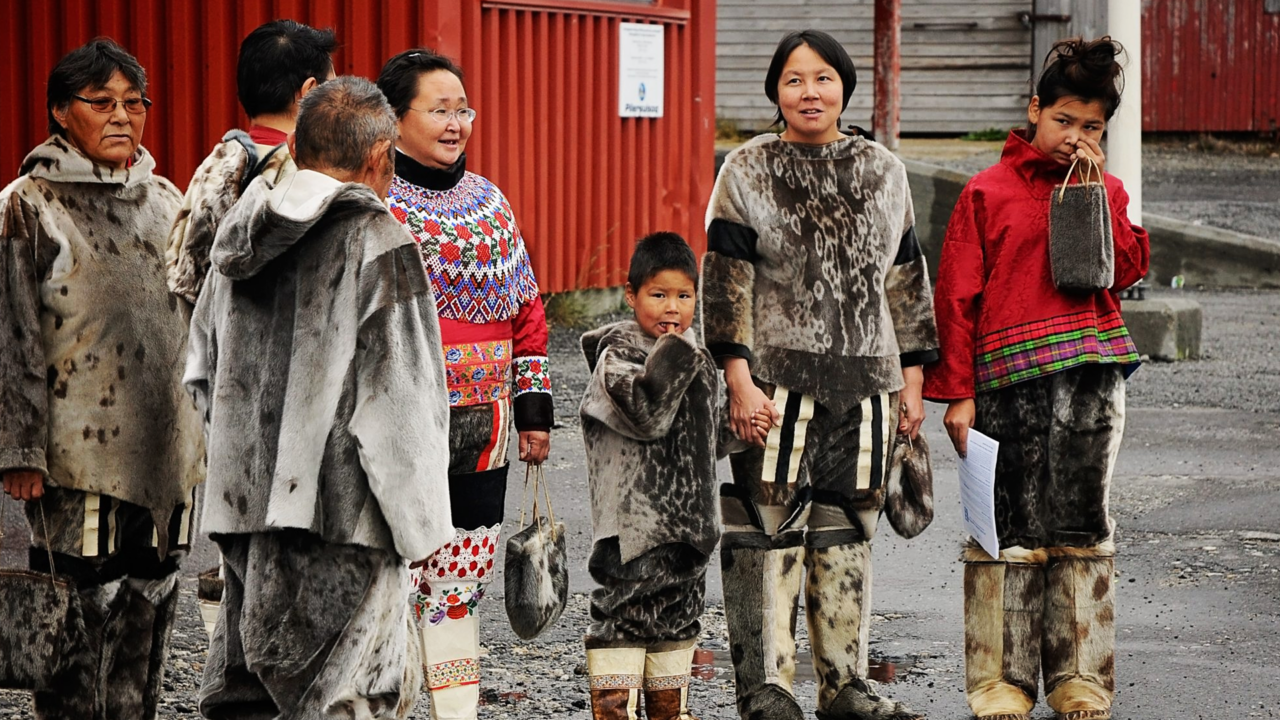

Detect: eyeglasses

[408,107,476,124]
[73,95,152,114]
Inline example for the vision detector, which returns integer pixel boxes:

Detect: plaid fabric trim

[975,310,1139,392]
[427,657,480,690]
[590,674,643,690]
[643,674,690,690]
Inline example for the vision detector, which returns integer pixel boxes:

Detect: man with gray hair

[187,76,453,720]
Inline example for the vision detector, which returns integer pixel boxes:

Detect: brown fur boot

[962,544,1048,720]
[1043,546,1116,720]
[643,641,698,720]
[720,532,806,720]
[586,646,645,720]
[806,532,922,720]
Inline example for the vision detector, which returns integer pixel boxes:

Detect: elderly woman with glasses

[0,38,203,718]
[376,49,553,720]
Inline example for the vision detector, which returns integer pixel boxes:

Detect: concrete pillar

[873,0,902,151]
[1107,0,1142,225]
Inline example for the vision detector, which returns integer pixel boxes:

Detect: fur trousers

[21,487,186,720]
[410,400,511,720]
[585,538,708,649]
[199,530,419,720]
[974,364,1125,550]
[719,385,920,720]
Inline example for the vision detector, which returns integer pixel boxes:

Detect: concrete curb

[900,157,1280,289]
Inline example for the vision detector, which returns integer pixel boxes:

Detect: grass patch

[961,127,1009,142]
[542,292,590,329]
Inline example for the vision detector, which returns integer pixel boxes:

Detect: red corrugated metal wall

[1143,0,1280,132]
[0,0,716,293]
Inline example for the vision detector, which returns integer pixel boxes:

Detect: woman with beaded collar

[376,48,553,720]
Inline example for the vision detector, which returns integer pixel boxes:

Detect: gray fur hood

[211,174,387,280]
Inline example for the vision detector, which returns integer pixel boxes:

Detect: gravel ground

[904,140,1280,240]
[6,288,1277,719]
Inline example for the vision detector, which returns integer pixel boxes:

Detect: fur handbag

[884,432,935,539]
[1049,156,1115,293]
[504,464,568,640]
[0,499,77,690]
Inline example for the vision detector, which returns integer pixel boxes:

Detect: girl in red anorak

[925,37,1150,720]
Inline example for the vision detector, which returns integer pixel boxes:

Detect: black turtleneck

[394,150,466,191]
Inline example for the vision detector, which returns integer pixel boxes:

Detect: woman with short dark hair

[376,48,553,720]
[0,37,203,718]
[703,30,936,720]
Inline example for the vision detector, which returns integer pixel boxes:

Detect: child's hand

[1072,136,1107,176]
[751,407,775,441]
[943,399,976,458]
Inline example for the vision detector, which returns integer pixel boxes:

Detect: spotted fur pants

[410,399,511,720]
[964,365,1124,719]
[719,385,920,720]
[21,487,188,720]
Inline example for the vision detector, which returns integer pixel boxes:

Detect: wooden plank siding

[717,0,1034,134]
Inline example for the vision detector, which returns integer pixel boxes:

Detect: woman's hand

[2,470,44,501]
[898,365,926,439]
[1072,136,1106,177]
[943,399,976,458]
[519,430,550,465]
[724,358,779,447]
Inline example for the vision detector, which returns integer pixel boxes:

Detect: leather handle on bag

[0,496,58,585]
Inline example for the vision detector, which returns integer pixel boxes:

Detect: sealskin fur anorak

[702,133,939,414]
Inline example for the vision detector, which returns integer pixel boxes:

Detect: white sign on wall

[618,22,664,118]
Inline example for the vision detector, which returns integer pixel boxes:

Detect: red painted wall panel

[0,0,716,294]
[1142,0,1280,132]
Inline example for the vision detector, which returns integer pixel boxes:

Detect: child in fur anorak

[579,233,720,720]
[703,31,937,720]
[924,37,1151,720]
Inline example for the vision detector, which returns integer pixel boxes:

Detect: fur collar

[581,320,698,372]
[20,134,155,187]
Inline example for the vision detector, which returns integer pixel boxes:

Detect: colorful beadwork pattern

[974,310,1140,392]
[643,674,690,690]
[589,674,643,690]
[427,657,480,690]
[389,173,540,325]
[444,340,512,407]
[513,355,551,397]
[411,524,500,625]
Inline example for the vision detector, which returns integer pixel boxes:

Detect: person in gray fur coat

[703,32,938,720]
[1,39,203,720]
[579,233,724,720]
[185,77,454,720]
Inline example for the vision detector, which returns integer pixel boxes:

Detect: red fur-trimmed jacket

[924,130,1151,402]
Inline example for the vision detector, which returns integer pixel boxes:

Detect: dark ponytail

[1034,36,1125,120]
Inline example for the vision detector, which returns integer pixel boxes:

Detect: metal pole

[873,0,901,151]
[1107,0,1142,225]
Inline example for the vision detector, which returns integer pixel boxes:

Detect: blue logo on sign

[638,82,646,101]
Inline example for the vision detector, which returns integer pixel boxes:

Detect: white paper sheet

[958,429,1001,560]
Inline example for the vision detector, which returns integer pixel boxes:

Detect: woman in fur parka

[703,31,938,720]
[925,37,1150,720]
[0,39,203,718]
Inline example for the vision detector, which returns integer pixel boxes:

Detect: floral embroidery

[443,340,512,407]
[514,355,551,396]
[427,657,480,690]
[410,524,500,624]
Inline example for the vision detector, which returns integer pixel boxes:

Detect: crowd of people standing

[0,18,1146,720]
